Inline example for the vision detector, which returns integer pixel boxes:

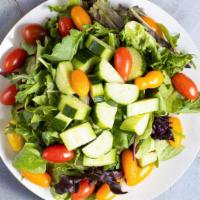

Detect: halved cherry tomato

[21,171,51,188]
[3,48,27,73]
[114,47,132,82]
[169,117,183,148]
[22,24,47,44]
[135,70,164,90]
[71,6,92,30]
[7,132,25,152]
[122,150,138,186]
[42,145,75,163]
[58,16,74,37]
[172,73,198,100]
[71,178,95,200]
[0,84,17,105]
[71,69,90,97]
[96,183,115,200]
[141,15,163,38]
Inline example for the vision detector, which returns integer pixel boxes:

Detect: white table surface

[0,0,199,200]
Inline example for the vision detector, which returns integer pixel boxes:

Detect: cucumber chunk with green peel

[93,102,117,129]
[83,149,116,166]
[120,113,150,135]
[105,83,139,105]
[72,49,99,73]
[56,61,74,95]
[96,60,124,83]
[82,130,113,158]
[60,122,96,151]
[127,98,159,117]
[128,48,146,81]
[91,83,104,103]
[138,152,157,167]
[85,35,114,60]
[58,95,91,120]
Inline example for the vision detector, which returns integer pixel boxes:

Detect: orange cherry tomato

[71,69,90,97]
[122,150,138,186]
[142,16,163,38]
[58,16,74,37]
[114,47,132,82]
[21,171,51,188]
[71,6,92,30]
[135,70,164,90]
[71,178,95,200]
[169,117,183,148]
[96,183,115,200]
[172,73,199,100]
[7,132,25,152]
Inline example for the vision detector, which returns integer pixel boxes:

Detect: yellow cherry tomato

[169,117,183,148]
[71,6,92,30]
[7,132,25,152]
[142,15,163,38]
[71,69,90,97]
[135,70,164,90]
[21,171,51,188]
[122,150,138,186]
[96,183,116,200]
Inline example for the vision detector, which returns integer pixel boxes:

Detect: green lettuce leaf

[43,29,83,62]
[13,143,46,173]
[21,41,37,55]
[42,131,60,146]
[50,187,71,200]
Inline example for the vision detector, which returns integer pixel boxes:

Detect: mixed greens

[1,0,200,199]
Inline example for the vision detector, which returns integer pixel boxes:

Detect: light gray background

[0,0,199,200]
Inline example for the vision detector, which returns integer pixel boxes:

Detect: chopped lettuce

[42,131,60,146]
[21,41,37,55]
[13,143,46,173]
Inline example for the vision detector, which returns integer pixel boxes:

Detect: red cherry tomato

[172,73,199,100]
[114,47,132,82]
[3,48,27,73]
[58,16,74,37]
[42,145,75,163]
[22,24,47,44]
[71,179,95,200]
[0,84,17,105]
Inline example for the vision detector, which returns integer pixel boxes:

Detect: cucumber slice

[82,130,113,158]
[85,35,114,60]
[50,112,72,132]
[60,122,96,151]
[105,83,139,105]
[96,60,124,83]
[72,49,99,73]
[127,98,159,117]
[56,61,74,95]
[91,83,104,103]
[138,152,157,167]
[83,149,116,167]
[120,113,150,135]
[88,74,102,84]
[128,48,146,81]
[93,102,117,129]
[58,95,91,120]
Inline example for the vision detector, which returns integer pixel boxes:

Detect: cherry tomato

[71,69,90,97]
[42,145,75,163]
[172,73,198,100]
[71,6,92,30]
[7,132,25,152]
[142,15,163,38]
[58,16,74,37]
[114,47,132,82]
[3,48,27,73]
[122,150,138,186]
[96,183,115,200]
[71,178,95,200]
[169,117,183,148]
[0,84,17,105]
[135,70,164,90]
[21,171,51,188]
[22,24,47,44]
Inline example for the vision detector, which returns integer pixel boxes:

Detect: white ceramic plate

[0,0,200,199]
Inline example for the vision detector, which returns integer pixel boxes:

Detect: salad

[0,0,200,199]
